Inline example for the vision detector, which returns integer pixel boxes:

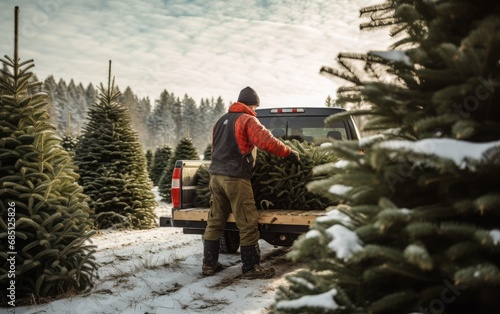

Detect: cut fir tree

[252,140,339,210]
[193,140,339,210]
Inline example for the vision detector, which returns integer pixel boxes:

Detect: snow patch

[326,225,363,260]
[316,208,352,227]
[370,50,412,66]
[276,289,339,311]
[305,229,321,239]
[377,139,500,170]
[490,229,500,245]
[359,134,385,146]
[405,244,423,255]
[289,277,316,290]
[400,208,411,215]
[334,159,350,169]
[328,184,352,196]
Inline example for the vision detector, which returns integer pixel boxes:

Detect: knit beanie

[237,86,260,106]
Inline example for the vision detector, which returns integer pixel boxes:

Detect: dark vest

[209,112,254,179]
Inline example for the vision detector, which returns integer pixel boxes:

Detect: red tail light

[171,167,181,208]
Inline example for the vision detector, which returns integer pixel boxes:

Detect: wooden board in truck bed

[173,208,325,226]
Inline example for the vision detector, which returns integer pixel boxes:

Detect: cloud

[1,0,390,108]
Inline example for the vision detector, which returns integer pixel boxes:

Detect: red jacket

[214,102,291,157]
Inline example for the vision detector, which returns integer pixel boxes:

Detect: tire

[220,230,240,254]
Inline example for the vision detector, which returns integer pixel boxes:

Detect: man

[202,86,300,279]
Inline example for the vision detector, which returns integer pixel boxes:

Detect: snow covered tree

[158,137,199,202]
[273,1,500,313]
[149,145,172,186]
[74,61,157,229]
[0,7,97,305]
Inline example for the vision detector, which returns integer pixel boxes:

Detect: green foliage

[145,149,153,175]
[273,1,500,313]
[74,63,157,229]
[193,164,211,207]
[192,140,339,210]
[0,46,97,303]
[253,140,339,210]
[158,137,199,202]
[60,132,80,157]
[149,145,172,186]
[203,144,212,160]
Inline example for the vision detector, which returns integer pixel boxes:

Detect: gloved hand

[286,150,300,165]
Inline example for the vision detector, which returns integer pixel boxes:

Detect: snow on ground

[9,190,303,314]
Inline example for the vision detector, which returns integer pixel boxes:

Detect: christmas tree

[158,137,199,202]
[192,140,339,210]
[273,1,500,313]
[252,140,339,210]
[149,145,172,186]
[203,144,212,161]
[74,61,157,229]
[60,132,80,158]
[0,7,97,305]
[145,149,153,175]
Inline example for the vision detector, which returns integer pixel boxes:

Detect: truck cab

[256,107,360,143]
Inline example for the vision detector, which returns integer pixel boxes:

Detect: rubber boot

[240,244,275,279]
[202,239,224,276]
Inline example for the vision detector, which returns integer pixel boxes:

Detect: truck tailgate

[173,208,324,226]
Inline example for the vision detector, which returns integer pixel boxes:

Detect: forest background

[23,74,228,153]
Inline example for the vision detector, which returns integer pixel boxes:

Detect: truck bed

[173,208,325,226]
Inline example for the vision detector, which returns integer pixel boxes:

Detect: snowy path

[13,202,302,314]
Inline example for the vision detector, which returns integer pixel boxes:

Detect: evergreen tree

[273,1,500,313]
[61,132,80,158]
[172,96,183,141]
[84,83,97,111]
[0,7,97,305]
[145,149,153,175]
[198,98,213,150]
[203,144,212,161]
[148,89,176,147]
[74,61,157,229]
[121,86,149,146]
[252,140,339,211]
[193,141,339,209]
[54,78,69,132]
[212,96,226,121]
[158,137,199,202]
[43,75,59,128]
[149,145,172,186]
[324,95,335,107]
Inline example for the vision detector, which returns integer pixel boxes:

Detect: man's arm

[245,116,291,157]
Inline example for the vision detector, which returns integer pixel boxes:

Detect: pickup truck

[159,107,360,253]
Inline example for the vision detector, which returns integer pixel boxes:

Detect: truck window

[257,115,355,145]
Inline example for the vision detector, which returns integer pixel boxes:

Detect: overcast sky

[0,0,390,108]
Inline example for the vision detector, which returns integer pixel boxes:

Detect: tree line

[25,74,228,153]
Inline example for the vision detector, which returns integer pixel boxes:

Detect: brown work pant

[203,174,259,246]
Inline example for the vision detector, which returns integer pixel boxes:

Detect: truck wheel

[220,230,240,254]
